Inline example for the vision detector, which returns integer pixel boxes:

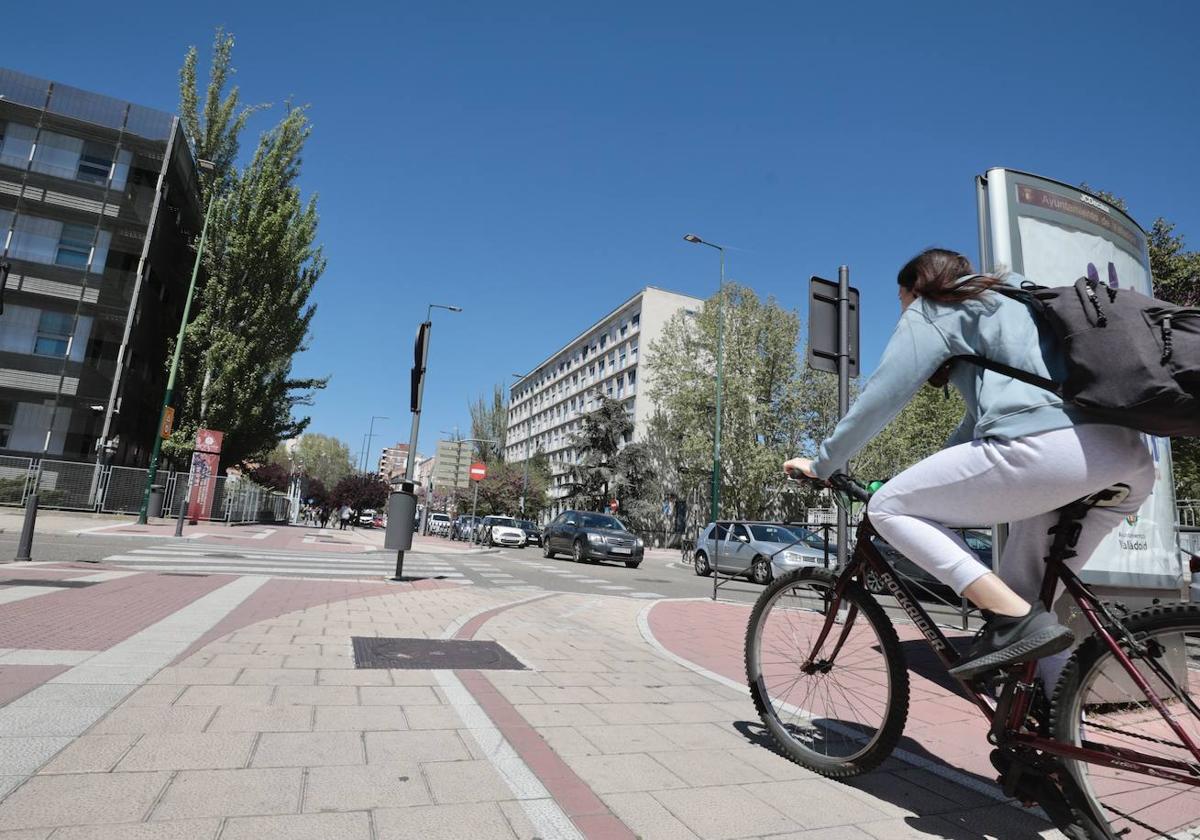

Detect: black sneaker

[948,605,1074,679]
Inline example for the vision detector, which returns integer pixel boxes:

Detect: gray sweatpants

[867,424,1155,602]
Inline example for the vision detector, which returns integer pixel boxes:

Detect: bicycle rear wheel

[745,567,909,777]
[1050,604,1200,839]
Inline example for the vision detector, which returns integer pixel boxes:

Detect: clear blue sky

[7,1,1199,463]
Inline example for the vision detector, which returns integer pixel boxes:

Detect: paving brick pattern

[0,563,1068,838]
[0,571,230,650]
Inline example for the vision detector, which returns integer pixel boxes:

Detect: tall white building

[506,286,702,519]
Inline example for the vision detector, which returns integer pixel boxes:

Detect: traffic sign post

[469,462,485,544]
[808,269,860,569]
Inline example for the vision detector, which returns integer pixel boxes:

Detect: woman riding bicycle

[785,247,1155,680]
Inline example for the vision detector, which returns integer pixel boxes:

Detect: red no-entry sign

[469,462,487,482]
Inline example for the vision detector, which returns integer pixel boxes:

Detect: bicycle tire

[745,567,909,777]
[1050,603,1200,839]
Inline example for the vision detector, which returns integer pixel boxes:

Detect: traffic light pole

[836,265,850,569]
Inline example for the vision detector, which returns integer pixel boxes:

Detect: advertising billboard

[976,168,1179,590]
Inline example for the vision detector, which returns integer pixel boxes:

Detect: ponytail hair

[897,248,1006,304]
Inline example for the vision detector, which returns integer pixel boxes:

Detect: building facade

[376,443,409,482]
[0,68,204,467]
[506,286,702,520]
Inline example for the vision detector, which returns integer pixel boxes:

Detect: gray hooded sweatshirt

[811,274,1088,479]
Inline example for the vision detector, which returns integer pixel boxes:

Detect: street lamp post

[391,303,461,580]
[137,160,217,524]
[683,233,726,526]
[362,415,388,474]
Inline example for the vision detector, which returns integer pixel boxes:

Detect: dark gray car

[694,521,834,585]
[543,510,643,568]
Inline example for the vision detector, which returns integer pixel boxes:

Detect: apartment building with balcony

[506,286,702,520]
[0,68,204,466]
[377,443,410,483]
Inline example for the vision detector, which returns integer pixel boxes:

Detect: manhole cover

[0,578,98,588]
[352,637,527,670]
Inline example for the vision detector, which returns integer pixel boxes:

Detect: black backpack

[950,277,1200,437]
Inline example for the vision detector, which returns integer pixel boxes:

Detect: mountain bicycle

[744,471,1200,839]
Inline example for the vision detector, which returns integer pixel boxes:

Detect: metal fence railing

[0,459,290,523]
[0,456,34,506]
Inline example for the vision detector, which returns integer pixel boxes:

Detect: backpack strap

[948,355,1063,397]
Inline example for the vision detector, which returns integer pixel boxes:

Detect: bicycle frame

[806,507,1200,790]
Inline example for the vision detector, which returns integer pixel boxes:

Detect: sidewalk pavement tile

[272,684,358,706]
[655,722,754,751]
[92,705,216,734]
[528,685,608,704]
[0,737,73,775]
[175,684,273,706]
[749,779,890,829]
[148,667,241,685]
[604,791,701,840]
[727,746,821,782]
[537,726,603,757]
[250,731,365,767]
[312,705,408,731]
[115,732,256,771]
[584,701,678,725]
[422,758,515,804]
[934,802,1056,838]
[388,670,442,686]
[512,702,606,727]
[359,686,442,705]
[206,704,313,732]
[365,730,472,764]
[574,723,678,754]
[303,762,431,811]
[373,802,519,840]
[651,786,801,839]
[566,753,687,794]
[858,816,976,839]
[150,767,302,820]
[772,827,876,839]
[219,811,371,840]
[235,667,317,685]
[652,749,771,786]
[38,734,136,773]
[0,829,51,839]
[316,668,392,685]
[9,682,129,707]
[0,705,109,737]
[0,771,171,829]
[120,684,185,705]
[208,654,286,669]
[47,819,221,839]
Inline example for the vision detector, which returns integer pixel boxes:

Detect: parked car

[694,521,832,585]
[372,513,386,529]
[427,513,451,537]
[451,515,480,541]
[357,509,377,527]
[480,515,527,548]
[865,530,993,600]
[542,510,643,568]
[515,519,542,547]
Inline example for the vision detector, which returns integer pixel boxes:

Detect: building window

[599,334,607,349]
[55,223,93,269]
[619,347,626,367]
[632,314,640,328]
[620,321,628,338]
[34,310,73,357]
[0,401,13,448]
[631,340,638,361]
[77,141,115,184]
[628,369,636,386]
[598,358,605,375]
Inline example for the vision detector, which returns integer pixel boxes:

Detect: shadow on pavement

[731,719,1052,839]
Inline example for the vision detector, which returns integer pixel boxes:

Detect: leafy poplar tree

[164,29,327,470]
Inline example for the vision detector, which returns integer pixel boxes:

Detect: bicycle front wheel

[745,567,909,777]
[1050,604,1200,839]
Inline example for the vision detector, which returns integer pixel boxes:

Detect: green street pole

[712,245,725,525]
[136,188,215,524]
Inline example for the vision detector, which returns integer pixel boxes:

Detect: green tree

[469,385,508,462]
[561,397,658,526]
[648,284,815,521]
[331,474,389,517]
[165,29,327,470]
[269,433,354,488]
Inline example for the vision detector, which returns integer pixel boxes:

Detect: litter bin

[148,484,165,518]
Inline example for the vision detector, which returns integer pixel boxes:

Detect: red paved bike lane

[647,598,1000,785]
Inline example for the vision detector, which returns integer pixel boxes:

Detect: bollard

[174,492,188,537]
[15,492,38,561]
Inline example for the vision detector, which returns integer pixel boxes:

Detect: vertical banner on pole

[976,168,1178,592]
[188,429,223,521]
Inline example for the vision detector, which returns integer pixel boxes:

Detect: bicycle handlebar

[785,469,872,504]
